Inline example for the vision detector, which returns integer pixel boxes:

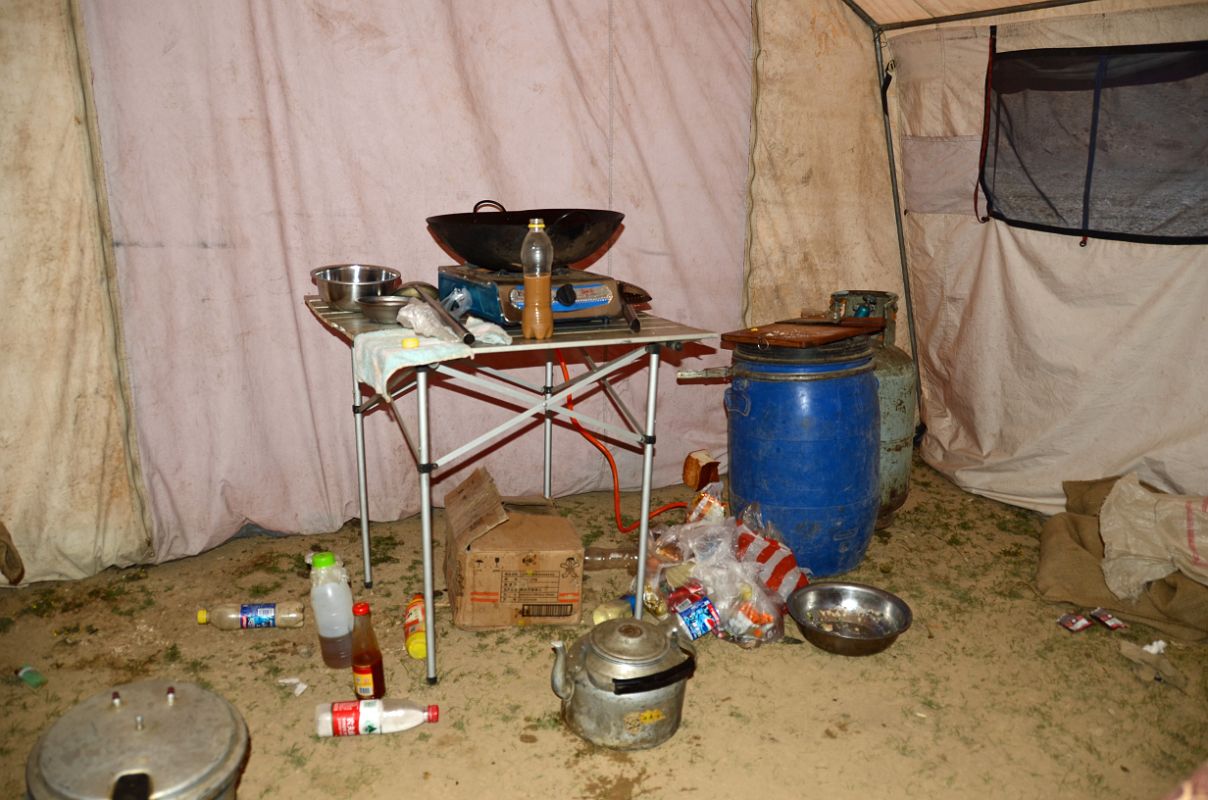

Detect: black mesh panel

[981,41,1208,244]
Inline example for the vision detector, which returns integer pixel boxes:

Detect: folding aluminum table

[306,295,716,682]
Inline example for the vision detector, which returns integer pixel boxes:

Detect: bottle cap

[401,337,420,349]
[196,609,209,624]
[427,705,440,723]
[528,218,545,229]
[353,602,371,616]
[311,551,336,569]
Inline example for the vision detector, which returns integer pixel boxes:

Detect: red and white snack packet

[1058,613,1092,632]
[734,528,810,610]
[1089,607,1128,630]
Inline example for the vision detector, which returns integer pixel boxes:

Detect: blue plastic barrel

[725,337,880,577]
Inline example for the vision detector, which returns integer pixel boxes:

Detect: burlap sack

[0,521,24,585]
[1035,477,1208,642]
[1100,472,1208,600]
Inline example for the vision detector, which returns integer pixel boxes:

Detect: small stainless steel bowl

[357,294,410,324]
[787,581,912,657]
[311,264,401,311]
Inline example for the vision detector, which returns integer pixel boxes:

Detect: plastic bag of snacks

[734,504,810,612]
[650,517,784,648]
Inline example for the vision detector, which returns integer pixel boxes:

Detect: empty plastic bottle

[309,551,354,668]
[583,545,639,574]
[196,601,304,630]
[316,698,439,737]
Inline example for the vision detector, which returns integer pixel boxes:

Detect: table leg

[352,356,373,589]
[633,344,661,620]
[416,366,438,684]
[543,354,553,499]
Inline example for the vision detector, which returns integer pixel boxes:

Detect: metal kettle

[550,616,695,750]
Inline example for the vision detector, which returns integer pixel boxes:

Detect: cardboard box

[444,468,583,629]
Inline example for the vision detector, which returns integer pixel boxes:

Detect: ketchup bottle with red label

[351,602,385,699]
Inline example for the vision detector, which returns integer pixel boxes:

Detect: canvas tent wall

[1,0,749,584]
[3,0,1205,585]
[876,1,1208,513]
[748,0,1208,518]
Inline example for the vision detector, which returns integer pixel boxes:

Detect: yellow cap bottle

[403,594,427,660]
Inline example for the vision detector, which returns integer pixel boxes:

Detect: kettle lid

[589,617,670,665]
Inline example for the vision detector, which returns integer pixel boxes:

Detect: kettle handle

[611,653,696,696]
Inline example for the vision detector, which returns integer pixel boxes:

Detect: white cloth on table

[352,328,471,396]
[350,316,512,396]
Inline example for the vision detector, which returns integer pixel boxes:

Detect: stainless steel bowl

[357,294,409,324]
[311,264,401,311]
[787,582,912,656]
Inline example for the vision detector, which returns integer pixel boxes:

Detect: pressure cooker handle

[611,654,696,696]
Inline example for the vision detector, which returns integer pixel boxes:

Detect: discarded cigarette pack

[443,468,583,630]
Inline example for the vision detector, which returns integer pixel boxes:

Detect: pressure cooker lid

[26,680,249,800]
[589,618,671,665]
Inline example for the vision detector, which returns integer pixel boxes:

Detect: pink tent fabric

[81,1,750,562]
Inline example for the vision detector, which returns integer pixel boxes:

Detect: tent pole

[839,0,924,413]
[881,0,1100,31]
[871,29,923,414]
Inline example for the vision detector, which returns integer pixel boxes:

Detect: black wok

[426,200,624,272]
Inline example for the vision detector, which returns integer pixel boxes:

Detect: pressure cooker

[26,680,249,800]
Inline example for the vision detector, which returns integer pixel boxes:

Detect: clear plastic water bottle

[315,698,439,737]
[309,551,354,668]
[521,218,554,340]
[196,601,304,630]
[583,545,639,574]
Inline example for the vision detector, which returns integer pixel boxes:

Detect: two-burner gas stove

[437,264,623,328]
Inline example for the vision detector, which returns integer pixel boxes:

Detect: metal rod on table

[416,366,438,684]
[633,344,662,620]
[543,355,553,499]
[352,354,373,589]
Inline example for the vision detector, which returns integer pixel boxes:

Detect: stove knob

[555,283,577,307]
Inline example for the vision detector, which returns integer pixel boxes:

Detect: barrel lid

[720,317,883,351]
[26,680,248,800]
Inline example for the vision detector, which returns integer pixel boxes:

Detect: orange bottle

[351,602,385,700]
[403,594,427,660]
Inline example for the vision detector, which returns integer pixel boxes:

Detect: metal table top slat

[305,296,717,354]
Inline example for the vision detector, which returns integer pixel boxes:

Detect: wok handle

[473,199,506,214]
[621,300,641,333]
[400,281,476,345]
[611,653,695,695]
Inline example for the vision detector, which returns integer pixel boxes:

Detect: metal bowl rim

[787,581,913,641]
[357,294,411,306]
[310,264,402,285]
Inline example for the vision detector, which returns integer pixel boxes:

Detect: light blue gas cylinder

[829,290,918,527]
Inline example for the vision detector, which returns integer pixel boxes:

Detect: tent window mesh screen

[979,41,1208,244]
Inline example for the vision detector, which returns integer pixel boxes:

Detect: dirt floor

[2,458,1206,799]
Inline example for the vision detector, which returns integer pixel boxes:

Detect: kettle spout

[550,640,573,701]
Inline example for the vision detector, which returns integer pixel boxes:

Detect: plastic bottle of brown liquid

[351,602,385,699]
[521,218,554,340]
